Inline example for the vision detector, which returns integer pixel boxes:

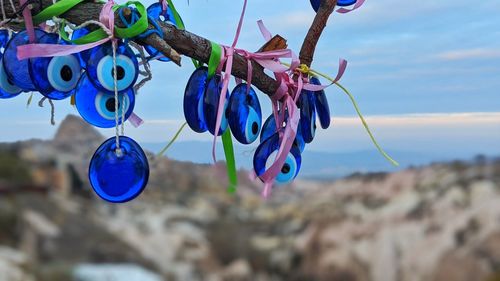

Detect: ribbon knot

[297,64,310,75]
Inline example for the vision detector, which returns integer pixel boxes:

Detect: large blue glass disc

[310,0,357,12]
[253,133,302,184]
[260,114,305,153]
[86,41,138,93]
[183,67,208,133]
[89,136,149,203]
[228,83,262,144]
[298,90,317,143]
[75,73,135,128]
[145,2,178,62]
[29,33,81,100]
[310,76,331,129]
[203,74,228,136]
[3,29,47,91]
[0,57,21,99]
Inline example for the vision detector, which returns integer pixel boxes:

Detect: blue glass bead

[310,0,357,12]
[0,57,21,99]
[145,2,178,62]
[260,114,305,153]
[203,74,228,136]
[253,133,302,184]
[298,90,317,143]
[70,28,91,69]
[310,76,331,129]
[86,41,138,93]
[75,73,135,128]
[29,33,82,100]
[0,29,9,49]
[3,29,47,91]
[227,83,262,144]
[184,67,208,133]
[89,136,149,203]
[260,114,279,143]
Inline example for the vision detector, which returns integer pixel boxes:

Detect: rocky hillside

[0,115,499,281]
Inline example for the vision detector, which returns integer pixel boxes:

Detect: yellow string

[157,122,188,157]
[283,62,399,167]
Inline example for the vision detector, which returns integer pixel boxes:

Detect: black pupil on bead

[112,66,125,80]
[281,163,291,174]
[105,98,119,112]
[252,122,258,135]
[60,65,73,82]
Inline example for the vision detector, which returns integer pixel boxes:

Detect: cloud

[436,48,500,61]
[330,112,500,127]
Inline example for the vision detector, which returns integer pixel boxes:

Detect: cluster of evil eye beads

[183,67,332,185]
[0,3,176,203]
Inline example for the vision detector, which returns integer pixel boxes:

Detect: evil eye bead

[184,67,208,133]
[3,29,47,91]
[260,114,279,143]
[146,3,178,61]
[89,136,149,203]
[260,114,306,153]
[0,29,9,49]
[228,83,262,144]
[298,90,317,143]
[75,73,135,128]
[310,0,357,12]
[203,74,229,136]
[29,33,81,100]
[0,57,21,99]
[86,42,138,92]
[253,133,302,184]
[310,76,331,129]
[70,28,91,68]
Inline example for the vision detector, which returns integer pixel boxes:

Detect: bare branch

[299,0,338,67]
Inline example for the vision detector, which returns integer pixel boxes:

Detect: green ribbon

[32,0,84,25]
[33,0,148,44]
[222,130,238,193]
[208,41,222,78]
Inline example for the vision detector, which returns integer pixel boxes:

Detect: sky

[0,0,498,162]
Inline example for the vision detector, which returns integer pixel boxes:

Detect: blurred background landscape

[1,116,499,281]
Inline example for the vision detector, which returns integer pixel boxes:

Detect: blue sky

[0,0,499,160]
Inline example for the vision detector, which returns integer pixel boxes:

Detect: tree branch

[299,0,337,67]
[2,0,337,97]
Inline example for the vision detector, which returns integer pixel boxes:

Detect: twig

[299,0,338,67]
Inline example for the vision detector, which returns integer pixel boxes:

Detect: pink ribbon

[211,0,249,163]
[160,0,168,13]
[19,0,35,43]
[17,1,116,60]
[337,0,366,13]
[128,112,144,127]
